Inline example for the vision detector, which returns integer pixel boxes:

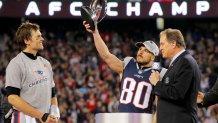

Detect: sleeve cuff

[6,86,20,97]
[153,81,162,96]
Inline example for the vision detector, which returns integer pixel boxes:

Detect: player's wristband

[41,113,49,122]
[50,105,60,118]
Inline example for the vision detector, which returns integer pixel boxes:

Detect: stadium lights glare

[156,17,164,30]
[0,1,2,10]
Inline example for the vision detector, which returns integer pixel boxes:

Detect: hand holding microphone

[150,55,167,86]
[149,70,160,86]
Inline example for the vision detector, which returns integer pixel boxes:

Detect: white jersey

[5,52,55,113]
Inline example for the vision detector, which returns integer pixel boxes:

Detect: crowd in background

[0,20,218,123]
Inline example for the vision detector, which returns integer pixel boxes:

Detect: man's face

[136,46,154,65]
[160,34,173,59]
[27,30,44,51]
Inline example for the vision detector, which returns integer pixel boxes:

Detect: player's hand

[149,70,160,86]
[43,115,58,123]
[197,91,205,103]
[40,113,58,123]
[83,21,96,33]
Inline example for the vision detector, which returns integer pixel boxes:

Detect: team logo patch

[36,70,43,75]
[33,70,44,75]
[165,77,169,84]
[138,70,143,74]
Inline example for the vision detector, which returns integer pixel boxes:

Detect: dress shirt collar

[169,49,185,67]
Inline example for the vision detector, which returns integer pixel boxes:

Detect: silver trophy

[81,0,107,31]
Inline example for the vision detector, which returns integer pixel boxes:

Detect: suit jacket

[201,78,218,107]
[154,51,201,123]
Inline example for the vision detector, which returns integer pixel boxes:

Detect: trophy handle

[90,0,107,23]
[98,0,107,23]
[80,6,95,31]
[80,0,107,31]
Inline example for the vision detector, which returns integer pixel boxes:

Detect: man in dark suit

[197,78,218,107]
[149,28,201,123]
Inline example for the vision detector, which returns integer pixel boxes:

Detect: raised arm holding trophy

[81,2,159,123]
[80,0,107,31]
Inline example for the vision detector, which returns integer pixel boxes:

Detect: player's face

[160,34,174,59]
[136,46,153,65]
[27,30,44,51]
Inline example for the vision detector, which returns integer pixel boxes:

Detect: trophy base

[80,6,95,31]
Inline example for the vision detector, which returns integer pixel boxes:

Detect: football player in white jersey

[5,21,59,123]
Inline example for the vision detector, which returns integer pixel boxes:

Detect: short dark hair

[16,21,40,50]
[160,28,186,49]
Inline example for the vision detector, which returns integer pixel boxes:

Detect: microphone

[160,68,167,81]
[152,55,161,72]
[151,55,168,81]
